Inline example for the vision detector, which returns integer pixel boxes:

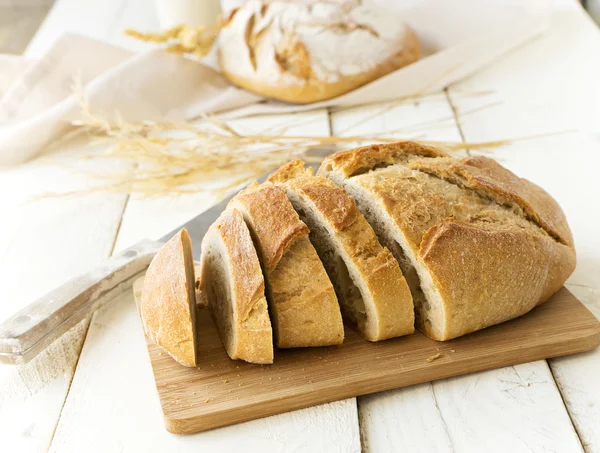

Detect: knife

[0,158,326,365]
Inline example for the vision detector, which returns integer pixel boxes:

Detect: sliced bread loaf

[229,183,344,348]
[140,229,198,367]
[319,142,576,341]
[268,160,414,341]
[200,208,274,364]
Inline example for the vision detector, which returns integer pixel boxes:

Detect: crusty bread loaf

[140,229,198,367]
[200,208,274,364]
[319,141,576,341]
[268,159,414,341]
[218,0,420,104]
[229,182,344,347]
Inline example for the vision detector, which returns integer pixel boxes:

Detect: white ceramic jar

[154,0,222,29]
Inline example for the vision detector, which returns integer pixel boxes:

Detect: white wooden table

[1,0,599,452]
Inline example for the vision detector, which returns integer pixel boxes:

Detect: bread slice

[319,142,576,341]
[229,183,344,348]
[268,160,414,341]
[200,208,274,364]
[140,229,198,367]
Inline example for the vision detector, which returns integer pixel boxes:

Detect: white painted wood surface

[0,0,598,452]
[0,139,127,451]
[551,286,600,453]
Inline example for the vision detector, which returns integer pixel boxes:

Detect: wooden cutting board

[133,279,600,435]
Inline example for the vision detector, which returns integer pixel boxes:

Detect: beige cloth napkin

[0,0,548,166]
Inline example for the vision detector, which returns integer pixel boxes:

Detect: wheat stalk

[125,20,222,59]
[36,83,574,199]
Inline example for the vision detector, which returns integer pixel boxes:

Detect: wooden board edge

[157,310,600,434]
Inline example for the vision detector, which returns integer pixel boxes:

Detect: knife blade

[159,183,243,260]
[0,158,326,365]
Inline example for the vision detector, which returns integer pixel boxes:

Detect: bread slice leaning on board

[200,208,274,364]
[267,159,414,342]
[229,182,345,348]
[139,229,198,367]
[318,141,576,341]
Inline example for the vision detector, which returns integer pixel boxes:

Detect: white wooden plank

[329,47,586,452]
[358,383,453,453]
[551,285,600,453]
[413,362,581,453]
[359,362,583,453]
[49,111,362,453]
[0,319,89,453]
[446,5,600,452]
[0,137,128,452]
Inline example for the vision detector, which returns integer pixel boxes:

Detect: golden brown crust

[231,184,309,271]
[319,141,449,178]
[271,160,362,231]
[409,156,574,246]
[202,208,273,364]
[303,183,360,231]
[230,182,344,348]
[215,209,268,322]
[270,160,414,341]
[219,27,420,104]
[269,236,344,347]
[267,159,314,183]
[319,141,576,341]
[140,229,197,367]
[419,220,576,340]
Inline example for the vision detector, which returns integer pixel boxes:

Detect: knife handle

[0,239,164,365]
